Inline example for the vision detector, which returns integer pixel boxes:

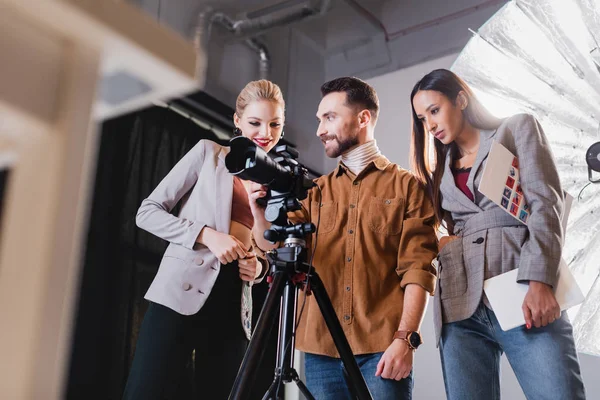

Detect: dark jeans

[123,262,247,400]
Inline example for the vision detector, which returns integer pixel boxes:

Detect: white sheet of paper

[483,260,585,331]
[479,141,515,205]
[480,141,584,331]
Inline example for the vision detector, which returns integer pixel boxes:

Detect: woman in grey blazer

[123,80,285,400]
[410,69,585,400]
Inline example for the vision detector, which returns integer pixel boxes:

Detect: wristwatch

[393,330,423,350]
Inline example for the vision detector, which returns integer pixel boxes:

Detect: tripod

[228,223,373,400]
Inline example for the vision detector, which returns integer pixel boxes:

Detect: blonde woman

[123,80,286,400]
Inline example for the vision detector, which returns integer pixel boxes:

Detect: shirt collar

[335,155,390,177]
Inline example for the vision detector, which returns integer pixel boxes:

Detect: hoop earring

[233,127,242,136]
[280,130,285,138]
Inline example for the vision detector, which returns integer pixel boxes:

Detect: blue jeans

[440,302,586,400]
[304,352,413,399]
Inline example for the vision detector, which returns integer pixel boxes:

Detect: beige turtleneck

[340,140,381,175]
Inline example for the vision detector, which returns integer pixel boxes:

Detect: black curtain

[66,105,278,399]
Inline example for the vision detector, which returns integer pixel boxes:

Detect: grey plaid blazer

[433,113,565,344]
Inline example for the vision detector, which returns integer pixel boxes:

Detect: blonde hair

[235,79,285,118]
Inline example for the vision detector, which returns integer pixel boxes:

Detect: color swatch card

[479,141,530,224]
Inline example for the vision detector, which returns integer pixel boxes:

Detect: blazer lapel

[468,128,497,198]
[441,150,481,213]
[216,146,234,234]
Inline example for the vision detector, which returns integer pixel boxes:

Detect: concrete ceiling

[129,0,505,65]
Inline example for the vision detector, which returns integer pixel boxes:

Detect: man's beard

[326,135,359,158]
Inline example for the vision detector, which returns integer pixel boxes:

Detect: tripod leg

[229,271,287,400]
[261,377,283,400]
[260,279,298,400]
[291,370,316,400]
[309,271,373,400]
[342,365,358,400]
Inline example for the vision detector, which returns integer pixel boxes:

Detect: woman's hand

[247,182,268,220]
[522,281,561,329]
[247,182,277,253]
[438,235,458,252]
[197,227,247,264]
[238,252,261,282]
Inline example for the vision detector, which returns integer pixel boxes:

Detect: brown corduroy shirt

[291,156,438,357]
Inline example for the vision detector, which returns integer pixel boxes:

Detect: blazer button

[182,283,192,291]
[473,237,484,244]
[194,256,204,265]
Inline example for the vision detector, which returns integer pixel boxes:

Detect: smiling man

[253,77,439,399]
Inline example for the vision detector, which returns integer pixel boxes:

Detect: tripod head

[260,187,315,280]
[264,223,315,247]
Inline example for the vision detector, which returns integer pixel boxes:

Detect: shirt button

[182,283,192,291]
[347,257,352,262]
[353,181,359,186]
[350,204,356,209]
[346,286,351,291]
[194,256,204,265]
[385,199,391,205]
[473,237,484,244]
[348,229,354,234]
[344,315,350,320]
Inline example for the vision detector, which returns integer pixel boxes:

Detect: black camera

[225,136,315,228]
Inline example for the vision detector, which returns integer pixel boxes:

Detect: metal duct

[194,0,331,79]
[245,38,271,80]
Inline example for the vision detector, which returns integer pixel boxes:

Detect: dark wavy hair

[409,69,502,232]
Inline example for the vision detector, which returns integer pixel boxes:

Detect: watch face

[409,332,421,349]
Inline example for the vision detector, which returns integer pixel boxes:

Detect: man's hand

[375,339,413,381]
[522,281,560,329]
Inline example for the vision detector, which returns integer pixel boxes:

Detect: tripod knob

[264,229,279,243]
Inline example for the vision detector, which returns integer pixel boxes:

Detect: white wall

[367,53,459,169]
[367,54,600,400]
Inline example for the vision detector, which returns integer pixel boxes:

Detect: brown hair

[321,77,380,124]
[409,69,502,232]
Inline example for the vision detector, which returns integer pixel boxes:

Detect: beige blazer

[136,139,262,340]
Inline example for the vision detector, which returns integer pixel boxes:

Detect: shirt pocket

[437,238,468,300]
[367,197,405,236]
[311,201,338,234]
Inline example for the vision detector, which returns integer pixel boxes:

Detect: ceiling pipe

[231,0,331,38]
[194,0,331,80]
[245,38,271,80]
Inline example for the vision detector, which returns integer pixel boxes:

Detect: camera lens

[226,136,294,193]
